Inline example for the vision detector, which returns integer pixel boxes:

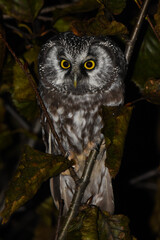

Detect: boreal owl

[38,32,126,215]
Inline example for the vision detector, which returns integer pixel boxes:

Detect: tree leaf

[0,0,44,22]
[71,6,128,36]
[0,145,73,224]
[11,60,39,121]
[67,205,135,239]
[143,78,160,105]
[106,0,127,15]
[102,106,133,177]
[54,17,73,33]
[52,0,99,23]
[132,27,160,90]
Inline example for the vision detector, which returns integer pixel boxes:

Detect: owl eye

[60,59,71,69]
[84,60,95,70]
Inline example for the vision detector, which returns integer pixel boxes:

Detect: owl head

[38,32,126,102]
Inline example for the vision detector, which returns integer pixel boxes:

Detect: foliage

[102,106,133,177]
[67,206,134,240]
[0,145,73,224]
[0,0,160,239]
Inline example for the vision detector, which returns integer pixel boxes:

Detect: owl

[38,32,126,215]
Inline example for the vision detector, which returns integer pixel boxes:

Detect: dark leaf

[0,0,44,22]
[106,0,127,15]
[54,17,73,33]
[143,78,160,105]
[0,54,39,121]
[102,105,133,177]
[132,27,160,89]
[0,145,73,223]
[67,205,135,239]
[12,60,39,121]
[71,6,128,36]
[52,0,99,23]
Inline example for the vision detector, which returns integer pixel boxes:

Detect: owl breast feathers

[38,32,126,214]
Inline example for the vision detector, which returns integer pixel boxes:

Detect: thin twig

[0,34,80,202]
[135,0,160,42]
[37,16,54,22]
[55,199,64,240]
[40,4,72,14]
[69,167,79,183]
[130,168,160,185]
[125,0,152,63]
[125,97,145,107]
[0,33,66,156]
[58,139,103,240]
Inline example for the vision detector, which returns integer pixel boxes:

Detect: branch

[0,33,66,156]
[40,4,72,14]
[55,199,64,240]
[0,33,79,194]
[125,0,152,63]
[57,139,103,240]
[5,104,30,131]
[134,0,160,42]
[130,167,160,185]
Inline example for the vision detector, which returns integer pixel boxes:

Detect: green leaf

[11,60,39,121]
[106,0,127,15]
[71,7,128,36]
[0,145,73,223]
[54,17,73,33]
[132,27,160,90]
[67,205,135,239]
[0,0,44,22]
[0,54,39,121]
[52,0,99,23]
[23,43,40,72]
[102,106,133,177]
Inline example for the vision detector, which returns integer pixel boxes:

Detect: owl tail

[50,143,114,215]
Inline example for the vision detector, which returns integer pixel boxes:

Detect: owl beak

[73,73,77,88]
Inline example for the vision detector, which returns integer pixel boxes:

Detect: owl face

[39,32,126,96]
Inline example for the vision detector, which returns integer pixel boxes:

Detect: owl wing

[41,112,62,209]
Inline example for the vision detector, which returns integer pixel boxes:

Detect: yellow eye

[60,59,70,69]
[84,60,95,70]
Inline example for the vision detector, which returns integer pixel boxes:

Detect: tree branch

[125,0,152,63]
[130,168,160,185]
[55,199,64,240]
[0,33,66,156]
[134,0,160,42]
[40,4,72,14]
[57,139,103,240]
